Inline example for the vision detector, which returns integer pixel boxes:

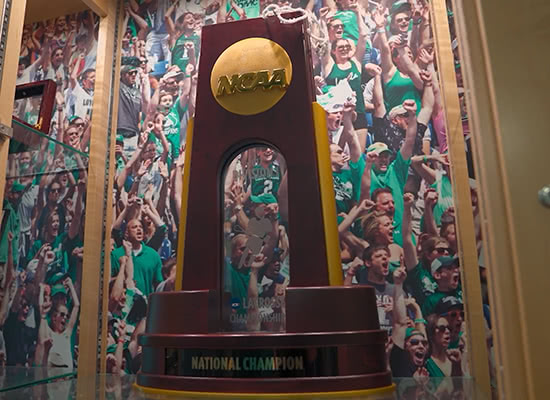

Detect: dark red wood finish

[181,16,329,292]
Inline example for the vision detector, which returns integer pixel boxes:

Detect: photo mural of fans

[0,10,99,369]
[111,0,489,381]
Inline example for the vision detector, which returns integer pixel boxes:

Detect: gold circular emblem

[210,37,292,116]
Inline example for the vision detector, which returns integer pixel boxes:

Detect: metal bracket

[0,0,12,83]
[0,122,13,139]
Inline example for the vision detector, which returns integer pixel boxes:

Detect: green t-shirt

[383,69,422,115]
[432,174,454,226]
[404,260,438,306]
[251,163,281,200]
[224,258,250,328]
[227,0,260,20]
[334,11,358,44]
[333,156,366,215]
[171,32,201,73]
[370,151,410,246]
[111,244,163,297]
[162,98,187,167]
[0,201,20,265]
[28,233,70,284]
[425,357,445,377]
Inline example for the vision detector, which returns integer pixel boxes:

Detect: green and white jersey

[333,156,366,215]
[171,32,201,73]
[251,163,281,199]
[160,98,187,167]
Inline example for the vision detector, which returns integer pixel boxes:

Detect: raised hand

[393,266,407,285]
[364,63,382,76]
[417,48,434,66]
[424,189,438,209]
[137,159,152,177]
[250,253,267,270]
[402,99,417,116]
[403,192,415,208]
[366,150,379,165]
[447,348,462,364]
[122,239,133,256]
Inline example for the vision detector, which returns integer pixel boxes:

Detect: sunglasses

[444,310,464,319]
[331,24,344,29]
[395,16,411,24]
[336,45,351,51]
[127,70,138,76]
[436,325,451,332]
[434,247,450,254]
[409,339,428,346]
[57,311,69,318]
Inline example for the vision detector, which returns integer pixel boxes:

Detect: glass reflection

[222,146,289,333]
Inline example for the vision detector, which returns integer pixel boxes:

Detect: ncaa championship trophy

[136,11,394,398]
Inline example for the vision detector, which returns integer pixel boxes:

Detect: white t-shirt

[66,82,94,119]
[48,330,73,368]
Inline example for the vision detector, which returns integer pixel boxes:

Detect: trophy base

[137,286,393,395]
[134,382,396,398]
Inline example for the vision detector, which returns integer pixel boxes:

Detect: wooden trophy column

[137,15,393,396]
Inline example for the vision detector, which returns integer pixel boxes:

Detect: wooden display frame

[0,0,513,398]
[13,79,57,136]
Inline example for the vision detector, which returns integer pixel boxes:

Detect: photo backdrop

[0,10,99,369]
[107,0,491,381]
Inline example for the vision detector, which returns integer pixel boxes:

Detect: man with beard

[250,147,282,201]
[366,70,433,246]
[390,265,429,377]
[355,245,394,332]
[110,219,163,297]
[422,257,462,317]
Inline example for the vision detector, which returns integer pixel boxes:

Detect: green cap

[430,255,459,275]
[11,181,26,193]
[405,327,425,339]
[50,283,67,297]
[366,142,392,155]
[391,0,411,16]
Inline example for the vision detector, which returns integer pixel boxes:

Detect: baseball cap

[50,283,67,297]
[121,64,138,75]
[405,327,425,339]
[434,295,463,315]
[163,69,184,81]
[68,115,81,124]
[430,256,459,275]
[11,181,26,193]
[366,142,392,155]
[390,0,411,17]
[250,194,277,204]
[388,105,409,119]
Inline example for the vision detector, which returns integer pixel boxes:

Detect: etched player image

[223,147,289,333]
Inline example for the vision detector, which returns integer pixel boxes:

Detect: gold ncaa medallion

[210,37,292,115]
